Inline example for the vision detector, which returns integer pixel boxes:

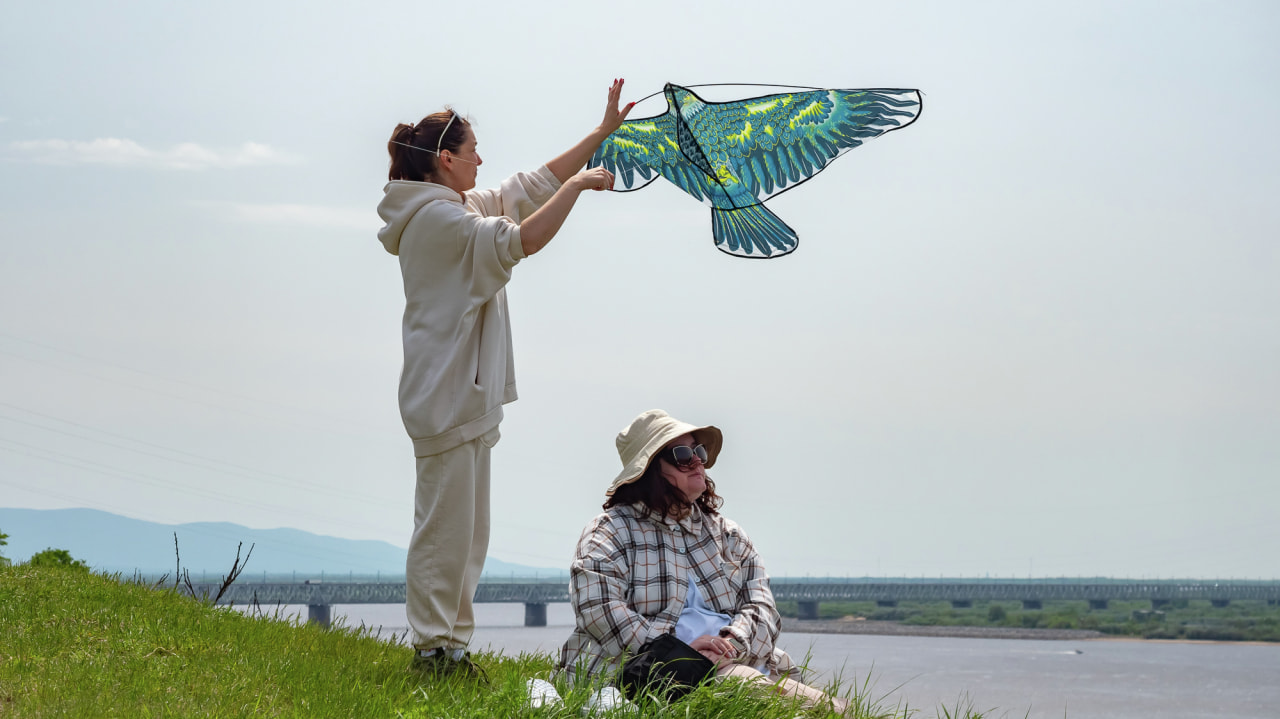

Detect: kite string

[631,82,826,104]
[388,140,480,165]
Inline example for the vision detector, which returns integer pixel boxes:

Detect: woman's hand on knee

[698,648,735,669]
[690,634,736,668]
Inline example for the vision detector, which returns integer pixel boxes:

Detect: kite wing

[697,87,921,202]
[589,84,922,259]
[590,111,719,201]
[591,108,792,257]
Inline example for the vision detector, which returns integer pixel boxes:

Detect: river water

[237,603,1280,718]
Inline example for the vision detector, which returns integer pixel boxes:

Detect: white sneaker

[582,686,634,716]
[526,678,562,709]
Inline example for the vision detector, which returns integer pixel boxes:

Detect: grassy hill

[0,563,990,718]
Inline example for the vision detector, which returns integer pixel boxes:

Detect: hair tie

[388,140,478,165]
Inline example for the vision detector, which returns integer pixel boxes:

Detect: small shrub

[28,548,89,571]
[987,604,1007,622]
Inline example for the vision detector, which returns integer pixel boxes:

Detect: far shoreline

[781,618,1101,640]
[780,618,1280,644]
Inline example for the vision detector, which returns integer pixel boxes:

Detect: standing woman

[377,80,632,674]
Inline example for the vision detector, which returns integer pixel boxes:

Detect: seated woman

[559,409,846,712]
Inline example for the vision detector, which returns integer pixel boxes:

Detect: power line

[0,401,398,507]
[0,334,396,442]
[0,439,392,537]
[0,331,390,432]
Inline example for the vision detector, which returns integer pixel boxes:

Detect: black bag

[618,632,717,701]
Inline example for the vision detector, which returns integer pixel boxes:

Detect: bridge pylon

[524,603,547,627]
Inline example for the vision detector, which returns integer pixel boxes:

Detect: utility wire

[0,439,391,537]
[0,338,395,443]
[0,402,399,507]
[0,331,391,434]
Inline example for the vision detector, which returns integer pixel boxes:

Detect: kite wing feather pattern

[591,111,719,202]
[590,83,922,259]
[702,87,921,202]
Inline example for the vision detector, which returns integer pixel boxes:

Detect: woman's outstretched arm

[545,78,634,183]
[516,166,612,256]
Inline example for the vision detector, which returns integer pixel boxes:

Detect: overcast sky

[2,1,1276,579]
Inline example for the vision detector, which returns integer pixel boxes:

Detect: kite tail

[710,205,799,258]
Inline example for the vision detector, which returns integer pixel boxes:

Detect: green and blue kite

[589,83,922,258]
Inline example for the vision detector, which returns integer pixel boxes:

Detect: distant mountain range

[0,508,564,578]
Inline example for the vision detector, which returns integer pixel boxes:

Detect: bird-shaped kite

[589,83,922,258]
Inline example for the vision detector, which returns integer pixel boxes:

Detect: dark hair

[387,108,471,182]
[605,455,723,519]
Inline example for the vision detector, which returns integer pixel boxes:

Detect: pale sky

[2,1,1277,579]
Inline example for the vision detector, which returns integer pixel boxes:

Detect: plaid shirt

[559,502,782,678]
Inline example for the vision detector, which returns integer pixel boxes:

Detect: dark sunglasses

[667,444,708,469]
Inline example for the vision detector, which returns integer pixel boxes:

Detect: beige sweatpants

[405,427,497,651]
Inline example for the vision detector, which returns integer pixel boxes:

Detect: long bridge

[188,581,1280,627]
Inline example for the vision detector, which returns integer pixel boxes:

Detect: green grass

[0,565,992,718]
[776,599,1280,642]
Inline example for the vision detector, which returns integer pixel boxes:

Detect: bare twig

[182,567,198,600]
[211,541,255,605]
[173,532,181,590]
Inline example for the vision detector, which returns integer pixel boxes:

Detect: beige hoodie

[376,166,561,457]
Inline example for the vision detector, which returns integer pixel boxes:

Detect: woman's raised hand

[545,79,634,185]
[600,78,635,136]
[570,166,615,192]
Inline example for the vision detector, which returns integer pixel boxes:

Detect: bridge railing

[184,580,1280,628]
[770,582,1280,602]
[189,580,1280,608]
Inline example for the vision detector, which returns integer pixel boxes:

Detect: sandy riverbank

[781,618,1104,640]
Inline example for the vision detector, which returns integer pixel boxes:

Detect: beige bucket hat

[606,409,723,496]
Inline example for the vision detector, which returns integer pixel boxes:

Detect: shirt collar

[633,502,702,534]
[681,505,704,533]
